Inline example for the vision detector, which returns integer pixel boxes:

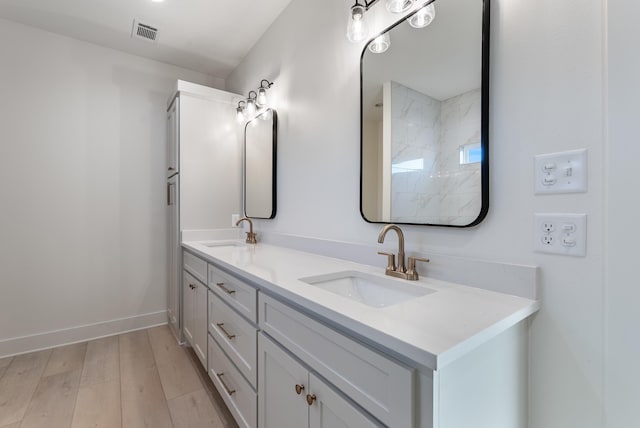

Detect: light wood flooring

[0,326,238,428]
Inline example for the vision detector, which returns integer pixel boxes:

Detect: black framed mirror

[244,108,277,219]
[360,0,489,227]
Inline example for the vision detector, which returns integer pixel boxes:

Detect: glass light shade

[409,3,435,28]
[385,0,414,13]
[236,106,245,123]
[246,98,257,116]
[369,33,391,54]
[257,87,268,106]
[347,4,369,43]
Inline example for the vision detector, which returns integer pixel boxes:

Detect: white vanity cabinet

[258,293,413,428]
[206,263,259,428]
[182,244,535,428]
[182,250,209,368]
[182,270,208,368]
[259,332,382,428]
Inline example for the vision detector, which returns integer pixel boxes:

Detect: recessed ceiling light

[151,0,164,3]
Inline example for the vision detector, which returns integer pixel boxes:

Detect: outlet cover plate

[535,149,587,194]
[534,213,587,256]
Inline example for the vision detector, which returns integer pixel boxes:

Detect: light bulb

[257,87,268,107]
[409,3,435,28]
[346,4,369,43]
[236,106,245,123]
[369,33,391,54]
[246,98,256,116]
[385,0,414,13]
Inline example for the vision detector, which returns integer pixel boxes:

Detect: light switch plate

[534,213,587,256]
[534,149,587,194]
[231,214,240,227]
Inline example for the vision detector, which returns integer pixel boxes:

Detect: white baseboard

[0,310,168,358]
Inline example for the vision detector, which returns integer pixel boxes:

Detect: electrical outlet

[231,214,240,227]
[541,222,555,233]
[534,213,587,256]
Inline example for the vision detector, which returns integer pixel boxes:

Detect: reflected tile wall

[389,82,481,224]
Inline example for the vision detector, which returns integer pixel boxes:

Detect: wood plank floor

[0,326,238,428]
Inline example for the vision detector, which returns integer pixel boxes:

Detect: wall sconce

[246,91,257,117]
[257,79,274,107]
[346,1,369,42]
[236,79,275,124]
[346,0,436,44]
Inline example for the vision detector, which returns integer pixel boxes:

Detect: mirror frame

[359,0,490,227]
[243,109,278,219]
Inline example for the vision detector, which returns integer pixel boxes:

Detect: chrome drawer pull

[216,323,236,339]
[216,372,236,395]
[216,282,236,295]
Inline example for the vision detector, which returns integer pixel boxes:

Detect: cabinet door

[193,280,208,368]
[167,98,179,176]
[182,272,194,346]
[167,177,179,338]
[258,333,308,428]
[308,373,382,428]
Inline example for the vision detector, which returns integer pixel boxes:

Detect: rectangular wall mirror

[360,0,489,227]
[244,108,277,219]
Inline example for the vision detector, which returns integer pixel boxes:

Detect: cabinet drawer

[208,335,257,428]
[259,294,414,428]
[208,265,257,323]
[209,291,258,388]
[183,250,207,284]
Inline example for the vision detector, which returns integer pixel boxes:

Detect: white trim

[0,310,167,358]
[176,80,241,104]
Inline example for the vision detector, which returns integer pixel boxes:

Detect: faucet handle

[407,256,430,280]
[377,251,397,272]
[245,231,258,245]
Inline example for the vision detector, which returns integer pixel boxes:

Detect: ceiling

[0,0,294,79]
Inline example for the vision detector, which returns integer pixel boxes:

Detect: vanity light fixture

[408,2,435,28]
[346,0,435,43]
[235,80,276,124]
[369,33,391,53]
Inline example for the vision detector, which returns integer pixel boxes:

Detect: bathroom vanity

[180,240,539,428]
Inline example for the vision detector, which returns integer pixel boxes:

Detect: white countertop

[182,240,540,371]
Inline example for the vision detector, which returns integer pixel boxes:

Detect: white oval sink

[299,270,435,308]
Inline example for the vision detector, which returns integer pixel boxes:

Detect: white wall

[0,18,223,355]
[227,0,608,426]
[605,0,640,426]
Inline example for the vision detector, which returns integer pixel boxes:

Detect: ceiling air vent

[131,19,159,43]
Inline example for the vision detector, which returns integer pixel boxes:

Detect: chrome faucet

[377,224,429,280]
[236,217,257,244]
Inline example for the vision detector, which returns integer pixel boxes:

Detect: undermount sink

[200,240,246,248]
[299,270,435,308]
